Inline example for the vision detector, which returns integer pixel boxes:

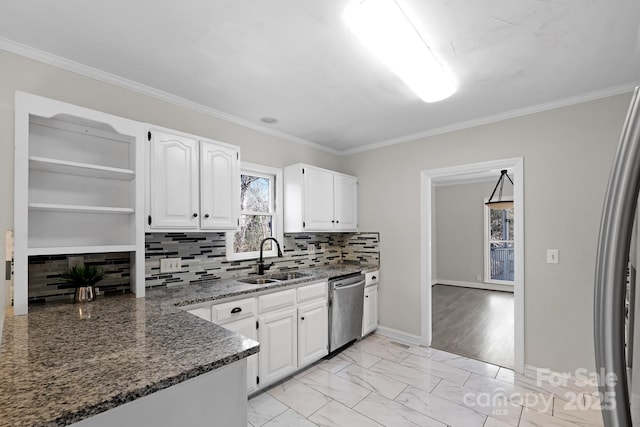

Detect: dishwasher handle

[333,279,365,290]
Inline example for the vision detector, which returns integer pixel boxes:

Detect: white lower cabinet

[258,307,298,386]
[298,299,328,366]
[362,285,378,336]
[184,280,328,394]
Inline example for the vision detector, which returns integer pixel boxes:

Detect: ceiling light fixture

[345,0,457,103]
[485,169,514,209]
[260,117,279,124]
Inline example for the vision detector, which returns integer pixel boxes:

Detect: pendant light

[486,169,514,209]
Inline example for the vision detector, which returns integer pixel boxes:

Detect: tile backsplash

[145,232,379,288]
[26,232,379,301]
[27,252,131,303]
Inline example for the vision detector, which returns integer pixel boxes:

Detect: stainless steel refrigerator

[596,86,640,426]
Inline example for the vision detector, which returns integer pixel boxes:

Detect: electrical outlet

[160,257,182,273]
[69,256,84,268]
[547,249,559,264]
[307,244,316,256]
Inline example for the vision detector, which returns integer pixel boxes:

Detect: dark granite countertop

[0,264,377,426]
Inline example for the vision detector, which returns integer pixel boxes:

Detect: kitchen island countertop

[0,263,376,426]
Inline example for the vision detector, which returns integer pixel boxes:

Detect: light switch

[547,249,559,264]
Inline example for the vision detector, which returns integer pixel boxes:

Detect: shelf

[27,245,137,256]
[29,203,134,214]
[29,156,135,181]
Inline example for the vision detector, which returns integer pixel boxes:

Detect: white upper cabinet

[284,164,358,233]
[147,127,240,232]
[302,166,334,231]
[200,140,240,230]
[333,173,358,231]
[149,130,200,229]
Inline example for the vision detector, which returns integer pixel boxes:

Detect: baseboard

[376,325,423,346]
[434,279,514,293]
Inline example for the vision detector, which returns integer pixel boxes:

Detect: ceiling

[1,0,639,154]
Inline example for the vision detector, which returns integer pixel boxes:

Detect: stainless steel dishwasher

[328,273,365,353]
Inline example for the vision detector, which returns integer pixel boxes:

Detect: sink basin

[238,278,278,285]
[269,272,310,281]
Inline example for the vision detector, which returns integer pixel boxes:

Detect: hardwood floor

[431,284,514,368]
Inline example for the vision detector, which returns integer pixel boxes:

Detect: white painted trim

[421,157,525,373]
[0,38,340,156]
[375,326,423,347]
[342,84,636,155]
[2,38,635,158]
[434,279,514,293]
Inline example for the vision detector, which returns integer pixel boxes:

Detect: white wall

[435,180,500,284]
[0,51,341,327]
[340,93,631,373]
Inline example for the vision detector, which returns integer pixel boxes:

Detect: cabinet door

[224,316,259,394]
[298,299,328,366]
[302,166,334,231]
[334,174,358,231]
[200,140,240,230]
[149,130,199,229]
[362,285,378,336]
[259,307,298,386]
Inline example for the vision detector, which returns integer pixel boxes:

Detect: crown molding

[341,83,638,156]
[0,37,340,156]
[2,37,636,158]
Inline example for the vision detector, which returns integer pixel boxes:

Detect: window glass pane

[490,241,514,281]
[234,214,273,253]
[241,175,270,212]
[489,207,514,241]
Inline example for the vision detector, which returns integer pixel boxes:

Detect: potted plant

[59,265,108,302]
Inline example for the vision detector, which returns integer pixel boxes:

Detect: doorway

[420,158,524,373]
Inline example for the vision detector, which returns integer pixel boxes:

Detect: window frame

[483,195,515,285]
[225,162,283,261]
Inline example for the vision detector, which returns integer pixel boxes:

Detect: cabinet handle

[204,214,210,218]
[365,295,369,298]
[231,307,242,314]
[300,316,305,320]
[372,276,377,280]
[336,220,339,223]
[193,213,198,218]
[331,220,335,223]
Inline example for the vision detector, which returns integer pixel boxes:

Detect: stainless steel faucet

[257,237,283,275]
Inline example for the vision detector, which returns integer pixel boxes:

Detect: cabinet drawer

[259,289,296,313]
[212,297,257,324]
[297,281,327,303]
[365,271,379,287]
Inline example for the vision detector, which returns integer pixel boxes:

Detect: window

[226,162,283,261]
[484,197,514,284]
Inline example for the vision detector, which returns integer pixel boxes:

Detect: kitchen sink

[268,271,310,281]
[237,278,278,285]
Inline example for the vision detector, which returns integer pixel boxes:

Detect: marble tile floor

[248,333,604,427]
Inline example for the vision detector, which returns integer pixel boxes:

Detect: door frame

[420,157,525,373]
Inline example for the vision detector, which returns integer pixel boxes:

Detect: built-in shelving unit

[14,92,146,315]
